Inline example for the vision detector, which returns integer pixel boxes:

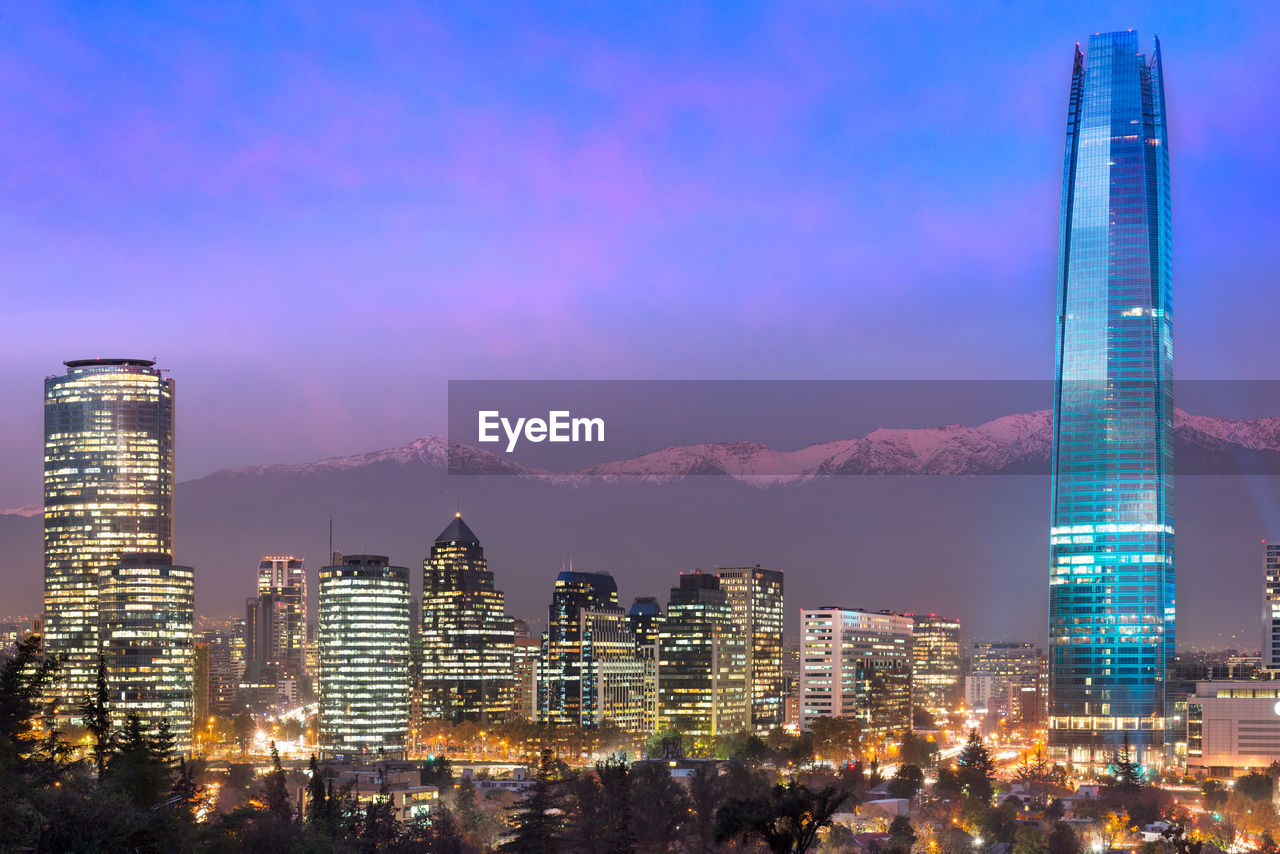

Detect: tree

[171,756,204,819]
[231,711,255,756]
[1108,733,1142,791]
[1236,771,1273,804]
[1047,823,1081,854]
[263,742,293,823]
[887,764,924,800]
[1014,825,1049,854]
[631,759,691,853]
[956,730,995,804]
[103,713,174,807]
[500,747,564,853]
[305,754,330,831]
[900,730,939,768]
[809,716,860,764]
[596,757,635,853]
[456,773,481,836]
[688,761,723,853]
[886,815,917,854]
[80,652,111,777]
[715,783,851,854]
[421,753,455,788]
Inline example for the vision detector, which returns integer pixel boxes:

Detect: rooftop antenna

[329,515,334,562]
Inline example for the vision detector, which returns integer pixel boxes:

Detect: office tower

[318,555,411,758]
[577,609,648,731]
[202,630,244,715]
[511,635,542,721]
[628,597,663,732]
[1049,30,1174,768]
[716,566,785,732]
[658,572,748,737]
[968,642,1048,732]
[799,608,912,754]
[420,515,515,722]
[97,553,194,753]
[910,614,962,713]
[254,556,308,676]
[1263,541,1280,671]
[193,641,209,738]
[44,358,175,719]
[540,570,621,724]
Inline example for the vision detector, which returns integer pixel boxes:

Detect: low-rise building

[1186,680,1280,777]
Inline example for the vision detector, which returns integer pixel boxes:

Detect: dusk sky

[3,2,1279,509]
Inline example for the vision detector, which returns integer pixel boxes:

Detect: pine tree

[956,729,995,804]
[305,754,328,829]
[500,747,564,853]
[263,741,293,822]
[1109,733,1142,791]
[79,652,111,777]
[456,772,480,835]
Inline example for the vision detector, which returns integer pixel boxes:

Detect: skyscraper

[98,553,194,753]
[799,608,912,755]
[318,554,411,758]
[420,514,514,722]
[909,614,961,713]
[658,571,748,738]
[716,566,785,732]
[539,570,621,725]
[1049,30,1174,768]
[1263,541,1280,671]
[243,555,309,708]
[44,358,175,719]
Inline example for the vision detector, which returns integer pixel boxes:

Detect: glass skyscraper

[44,358,175,722]
[318,554,411,758]
[1049,31,1174,768]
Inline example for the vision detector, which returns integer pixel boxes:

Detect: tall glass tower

[44,358,175,721]
[1049,31,1173,768]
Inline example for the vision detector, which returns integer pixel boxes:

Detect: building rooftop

[435,513,480,545]
[64,357,157,368]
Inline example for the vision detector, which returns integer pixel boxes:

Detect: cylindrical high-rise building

[1049,31,1174,769]
[318,554,411,758]
[98,553,195,753]
[44,358,175,719]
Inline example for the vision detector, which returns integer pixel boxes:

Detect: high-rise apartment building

[716,566,785,733]
[420,515,514,722]
[539,570,621,725]
[1263,541,1280,670]
[799,608,912,754]
[319,555,411,758]
[98,553,194,753]
[910,614,962,713]
[658,572,748,737]
[44,358,175,719]
[1049,30,1174,767]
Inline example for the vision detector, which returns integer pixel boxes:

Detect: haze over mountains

[3,407,1279,645]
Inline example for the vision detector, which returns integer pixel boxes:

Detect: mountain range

[2,406,1278,646]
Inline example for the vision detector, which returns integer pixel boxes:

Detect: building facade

[97,553,194,753]
[799,608,912,754]
[420,515,514,722]
[1049,30,1175,768]
[318,555,411,758]
[658,572,748,738]
[1185,682,1280,778]
[967,642,1047,732]
[1263,541,1280,671]
[578,608,648,731]
[716,566,785,732]
[539,570,621,725]
[909,614,962,713]
[44,358,175,719]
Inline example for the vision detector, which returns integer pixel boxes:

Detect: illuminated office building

[98,553,194,753]
[716,566,784,732]
[420,514,514,722]
[658,571,748,737]
[628,597,663,732]
[1049,30,1174,767]
[967,642,1047,731]
[1263,541,1280,671]
[539,570,621,725]
[577,609,648,731]
[243,555,309,708]
[799,608,912,753]
[318,555,411,758]
[909,614,962,712]
[44,358,175,720]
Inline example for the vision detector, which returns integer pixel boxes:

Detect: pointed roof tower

[435,512,480,546]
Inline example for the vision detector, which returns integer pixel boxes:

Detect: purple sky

[2,2,1279,508]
